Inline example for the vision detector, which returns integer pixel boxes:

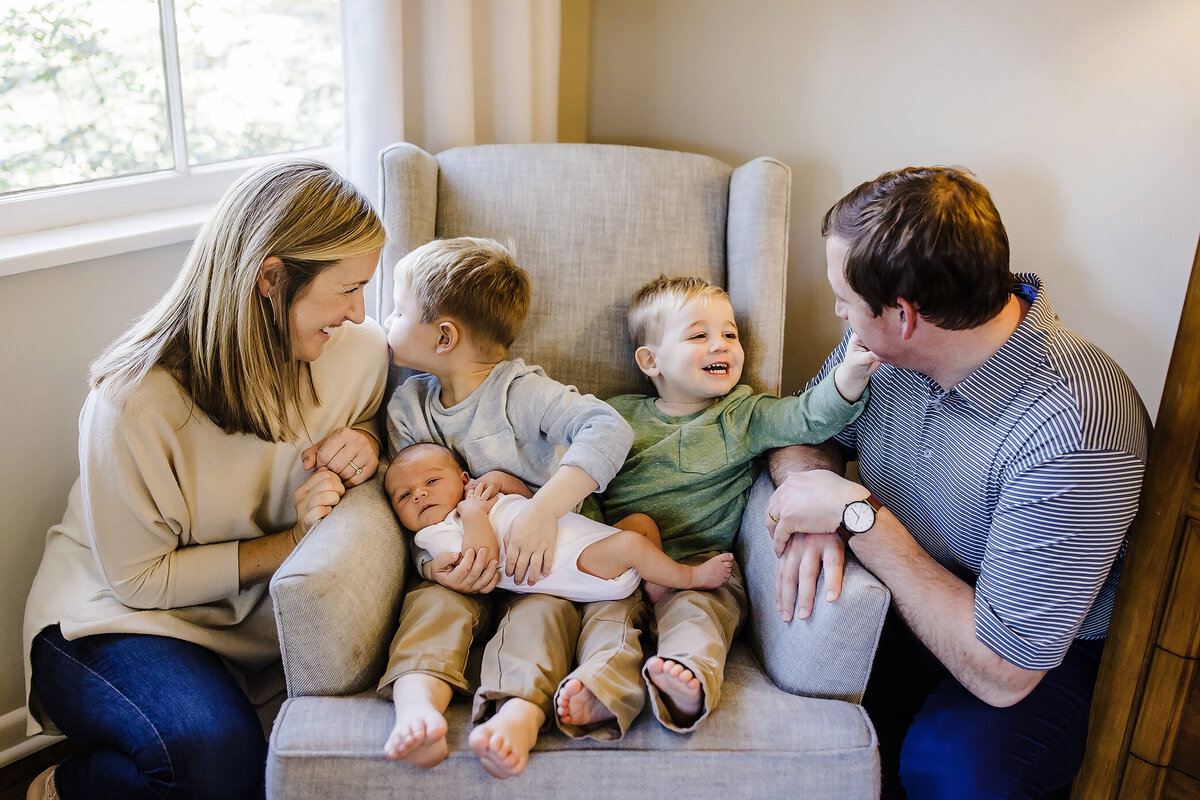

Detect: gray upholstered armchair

[266,143,889,799]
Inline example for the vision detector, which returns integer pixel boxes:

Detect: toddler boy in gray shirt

[379,237,644,779]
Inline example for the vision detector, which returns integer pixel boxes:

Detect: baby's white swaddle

[414,494,641,603]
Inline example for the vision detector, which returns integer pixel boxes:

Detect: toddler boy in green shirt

[566,275,879,732]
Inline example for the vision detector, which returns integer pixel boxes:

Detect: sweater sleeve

[385,375,434,458]
[507,373,634,491]
[79,387,244,610]
[736,373,867,455]
[344,319,389,446]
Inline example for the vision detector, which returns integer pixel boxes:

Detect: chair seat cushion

[267,645,880,799]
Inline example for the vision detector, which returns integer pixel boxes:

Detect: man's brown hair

[822,166,1013,330]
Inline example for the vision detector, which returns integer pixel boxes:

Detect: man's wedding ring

[768,511,779,523]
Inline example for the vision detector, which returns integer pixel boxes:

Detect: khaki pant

[378,580,647,735]
[555,591,650,740]
[643,554,746,733]
[378,580,487,695]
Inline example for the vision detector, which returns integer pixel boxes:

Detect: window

[0,0,344,269]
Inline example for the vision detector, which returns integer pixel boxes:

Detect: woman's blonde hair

[627,275,729,347]
[90,158,385,442]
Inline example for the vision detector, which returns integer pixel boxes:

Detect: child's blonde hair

[627,275,730,347]
[394,237,530,356]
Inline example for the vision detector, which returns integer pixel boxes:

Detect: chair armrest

[737,471,891,704]
[270,474,409,697]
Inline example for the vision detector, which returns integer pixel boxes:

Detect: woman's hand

[291,467,346,541]
[239,467,345,589]
[302,426,379,487]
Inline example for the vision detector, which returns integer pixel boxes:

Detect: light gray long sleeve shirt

[386,359,634,568]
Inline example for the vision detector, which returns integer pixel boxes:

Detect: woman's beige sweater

[23,319,387,734]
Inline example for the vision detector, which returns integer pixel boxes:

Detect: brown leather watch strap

[837,492,883,544]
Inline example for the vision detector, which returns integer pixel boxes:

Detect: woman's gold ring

[348,460,362,475]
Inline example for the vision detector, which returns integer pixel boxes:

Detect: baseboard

[0,708,62,769]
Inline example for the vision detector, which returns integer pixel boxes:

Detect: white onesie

[414,494,641,603]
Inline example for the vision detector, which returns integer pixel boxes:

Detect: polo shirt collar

[946,273,1055,423]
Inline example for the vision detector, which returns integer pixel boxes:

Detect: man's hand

[774,532,845,622]
[766,468,864,556]
[765,466,868,622]
[503,502,558,585]
[424,549,501,594]
[302,427,379,487]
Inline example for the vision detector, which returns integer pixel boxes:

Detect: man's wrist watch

[838,493,883,543]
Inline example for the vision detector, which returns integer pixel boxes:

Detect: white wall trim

[0,146,344,279]
[0,204,209,278]
[0,708,62,768]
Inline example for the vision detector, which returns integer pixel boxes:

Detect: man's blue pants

[864,611,1103,800]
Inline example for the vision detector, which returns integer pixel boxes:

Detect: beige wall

[588,0,1200,415]
[0,245,186,754]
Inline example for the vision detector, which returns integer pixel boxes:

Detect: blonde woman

[22,159,388,800]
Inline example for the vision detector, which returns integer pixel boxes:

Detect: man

[766,167,1150,799]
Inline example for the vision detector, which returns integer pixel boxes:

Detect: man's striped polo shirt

[809,274,1150,670]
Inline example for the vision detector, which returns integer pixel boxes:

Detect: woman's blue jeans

[865,611,1104,800]
[30,625,267,800]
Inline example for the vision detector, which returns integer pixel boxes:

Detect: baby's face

[385,448,469,531]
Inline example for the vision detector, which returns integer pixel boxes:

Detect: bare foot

[690,553,734,589]
[468,698,544,779]
[646,655,704,728]
[555,678,617,729]
[384,677,451,768]
[26,765,56,800]
[644,581,670,604]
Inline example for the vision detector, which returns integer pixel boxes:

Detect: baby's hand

[833,332,881,402]
[458,483,500,516]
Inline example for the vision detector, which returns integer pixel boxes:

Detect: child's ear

[634,345,660,377]
[435,321,460,354]
[257,256,284,298]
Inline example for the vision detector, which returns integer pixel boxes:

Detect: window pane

[0,0,173,194]
[175,0,342,166]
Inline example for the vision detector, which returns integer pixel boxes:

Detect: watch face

[843,500,876,534]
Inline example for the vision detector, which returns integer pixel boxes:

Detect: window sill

[0,204,212,278]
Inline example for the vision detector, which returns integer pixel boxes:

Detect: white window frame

[0,1,343,278]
